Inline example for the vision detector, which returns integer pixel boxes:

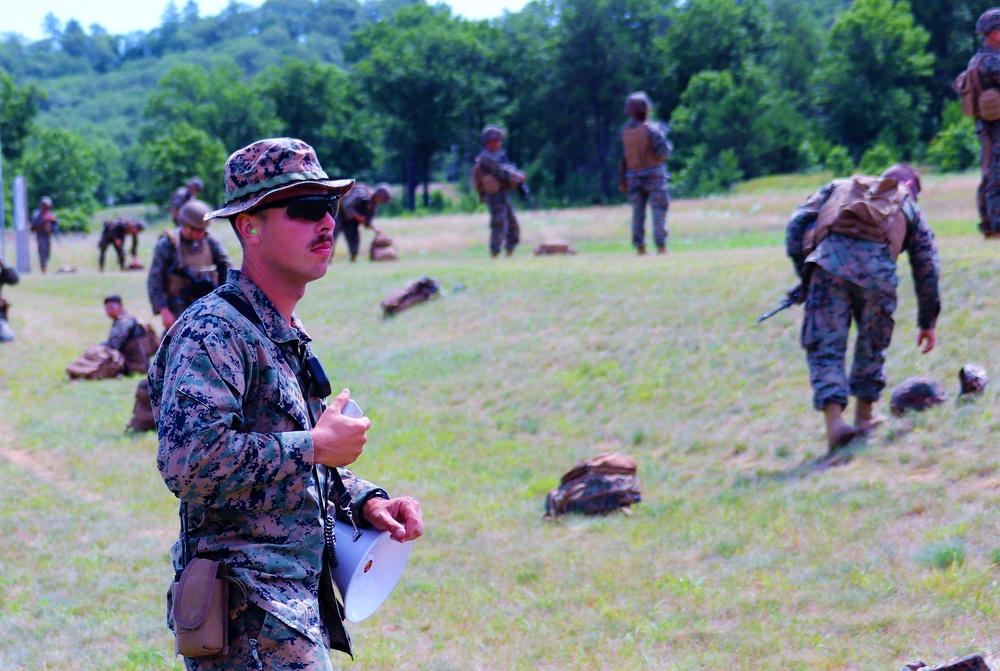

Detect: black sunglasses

[256,193,341,221]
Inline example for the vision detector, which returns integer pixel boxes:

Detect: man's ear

[235,212,260,242]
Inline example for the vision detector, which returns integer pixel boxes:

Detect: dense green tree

[810,0,935,160]
[347,4,490,208]
[18,126,100,212]
[0,72,45,162]
[139,122,227,207]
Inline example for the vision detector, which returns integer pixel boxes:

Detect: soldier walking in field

[619,92,673,255]
[963,9,1000,238]
[472,125,525,258]
[29,196,58,273]
[784,164,940,450]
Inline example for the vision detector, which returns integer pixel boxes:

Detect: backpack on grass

[544,452,641,518]
[127,378,156,432]
[66,344,125,380]
[380,276,441,316]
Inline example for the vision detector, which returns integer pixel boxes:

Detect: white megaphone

[332,521,411,623]
[330,398,412,623]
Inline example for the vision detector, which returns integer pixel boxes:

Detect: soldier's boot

[656,244,667,255]
[636,245,646,256]
[854,398,887,435]
[491,251,500,258]
[349,253,357,262]
[505,248,514,257]
[823,403,857,450]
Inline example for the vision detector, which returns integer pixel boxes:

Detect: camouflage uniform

[102,310,152,375]
[150,269,389,670]
[29,203,57,272]
[621,119,672,250]
[786,180,941,410]
[476,147,522,256]
[332,182,389,261]
[170,178,203,223]
[970,44,1000,235]
[147,231,231,320]
[98,218,143,271]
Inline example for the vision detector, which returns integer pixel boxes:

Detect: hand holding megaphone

[311,389,370,467]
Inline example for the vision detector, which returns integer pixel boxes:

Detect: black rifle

[757,285,804,323]
[517,182,534,209]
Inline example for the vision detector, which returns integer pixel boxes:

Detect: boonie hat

[977,8,1000,35]
[205,138,354,220]
[481,125,506,144]
[179,199,215,230]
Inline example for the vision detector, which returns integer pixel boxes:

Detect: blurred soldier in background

[148,199,232,329]
[29,196,58,273]
[169,177,204,224]
[102,295,156,375]
[472,125,525,258]
[98,217,146,271]
[784,164,940,450]
[333,182,392,261]
[619,92,673,256]
[963,9,1000,238]
[0,259,19,342]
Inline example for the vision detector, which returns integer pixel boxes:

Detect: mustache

[309,233,334,248]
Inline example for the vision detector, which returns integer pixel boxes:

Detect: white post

[14,176,29,273]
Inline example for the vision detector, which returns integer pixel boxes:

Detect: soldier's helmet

[188,177,204,191]
[978,9,1000,34]
[889,377,948,416]
[373,182,393,201]
[625,91,653,117]
[178,199,214,231]
[959,364,989,396]
[40,196,53,207]
[481,125,506,145]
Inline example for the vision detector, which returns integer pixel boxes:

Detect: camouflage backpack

[380,276,441,316]
[66,344,125,380]
[953,55,1000,122]
[544,452,641,518]
[804,176,908,260]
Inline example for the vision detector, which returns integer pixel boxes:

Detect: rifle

[757,285,804,324]
[516,181,533,209]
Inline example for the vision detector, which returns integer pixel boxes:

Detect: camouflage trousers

[627,173,670,249]
[333,219,362,259]
[184,602,335,671]
[976,122,1000,236]
[484,191,520,255]
[36,233,51,272]
[800,266,897,410]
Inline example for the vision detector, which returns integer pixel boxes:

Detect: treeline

[0,0,991,222]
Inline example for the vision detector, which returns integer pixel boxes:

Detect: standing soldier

[332,182,392,261]
[147,199,232,330]
[98,217,145,271]
[169,177,204,224]
[965,9,1000,238]
[0,258,18,342]
[784,164,940,450]
[473,125,525,258]
[619,92,673,256]
[29,196,58,273]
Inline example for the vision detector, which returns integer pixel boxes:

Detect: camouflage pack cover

[959,365,989,396]
[369,232,398,262]
[532,240,578,255]
[544,452,641,517]
[66,343,125,380]
[381,276,440,316]
[889,376,948,416]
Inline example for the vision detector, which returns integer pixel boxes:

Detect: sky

[2,0,531,42]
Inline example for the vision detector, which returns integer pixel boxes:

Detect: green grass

[2,171,1000,669]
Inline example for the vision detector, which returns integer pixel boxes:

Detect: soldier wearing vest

[147,199,232,329]
[102,295,156,375]
[474,125,525,257]
[332,182,392,261]
[784,164,940,450]
[169,177,204,224]
[967,9,1000,238]
[98,217,145,271]
[619,92,673,255]
[29,196,58,273]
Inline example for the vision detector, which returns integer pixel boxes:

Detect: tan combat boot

[636,245,647,256]
[823,403,857,450]
[656,244,667,255]
[854,398,887,435]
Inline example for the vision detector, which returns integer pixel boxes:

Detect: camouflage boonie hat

[977,8,1000,34]
[481,125,506,144]
[889,377,948,416]
[178,199,214,230]
[205,138,354,220]
[625,91,653,116]
[958,365,989,396]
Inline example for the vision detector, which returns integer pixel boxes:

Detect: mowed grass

[2,171,1000,670]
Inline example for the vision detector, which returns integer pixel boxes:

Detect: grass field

[2,171,1000,670]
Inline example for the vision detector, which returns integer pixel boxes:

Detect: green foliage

[17,125,100,213]
[811,0,935,159]
[139,122,226,206]
[54,207,93,234]
[824,145,855,177]
[927,102,979,172]
[674,145,744,197]
[916,539,967,570]
[0,71,45,162]
[857,142,898,175]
